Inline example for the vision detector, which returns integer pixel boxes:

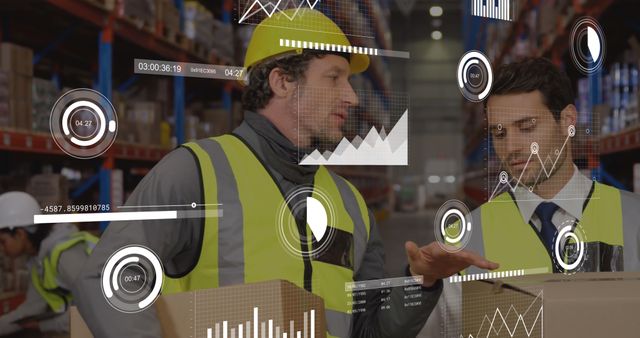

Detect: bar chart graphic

[471,0,514,22]
[206,307,316,338]
[188,280,325,338]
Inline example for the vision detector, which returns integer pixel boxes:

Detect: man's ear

[560,104,578,134]
[268,67,296,98]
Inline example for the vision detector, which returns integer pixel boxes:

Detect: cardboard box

[26,174,69,207]
[128,101,161,145]
[212,19,234,62]
[0,43,33,76]
[202,108,231,136]
[32,77,60,132]
[0,70,33,130]
[71,280,326,338]
[184,1,215,50]
[157,0,180,33]
[116,0,156,26]
[459,272,640,338]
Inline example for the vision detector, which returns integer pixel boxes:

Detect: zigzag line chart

[238,0,320,23]
[461,291,543,338]
[489,125,576,201]
[237,0,374,38]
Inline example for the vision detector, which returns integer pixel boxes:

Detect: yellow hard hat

[243,8,370,74]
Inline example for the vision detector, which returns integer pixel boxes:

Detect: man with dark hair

[486,57,579,203]
[420,57,640,337]
[489,57,575,120]
[74,9,497,338]
[475,56,640,273]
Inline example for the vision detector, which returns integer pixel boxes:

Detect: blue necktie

[534,202,560,252]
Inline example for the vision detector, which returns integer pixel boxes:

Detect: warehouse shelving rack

[0,0,239,230]
[0,0,397,219]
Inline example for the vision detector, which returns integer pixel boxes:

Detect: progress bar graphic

[449,268,549,283]
[278,39,410,59]
[34,209,222,224]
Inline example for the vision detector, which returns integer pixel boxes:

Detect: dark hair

[0,224,53,251]
[242,51,345,112]
[489,58,574,121]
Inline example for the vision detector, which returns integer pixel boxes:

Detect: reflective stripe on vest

[163,135,371,338]
[479,182,623,273]
[31,232,98,312]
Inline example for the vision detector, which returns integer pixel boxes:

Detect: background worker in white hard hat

[0,191,97,336]
[74,9,497,338]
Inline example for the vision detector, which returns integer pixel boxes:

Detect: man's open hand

[405,241,499,287]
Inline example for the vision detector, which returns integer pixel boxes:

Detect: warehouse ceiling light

[430,5,443,17]
[431,30,443,40]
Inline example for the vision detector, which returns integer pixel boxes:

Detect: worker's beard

[516,145,568,190]
[305,134,342,154]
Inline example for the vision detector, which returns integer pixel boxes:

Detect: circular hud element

[101,245,163,313]
[434,199,473,252]
[50,88,118,159]
[457,50,493,102]
[276,185,336,259]
[570,17,605,74]
[552,220,587,274]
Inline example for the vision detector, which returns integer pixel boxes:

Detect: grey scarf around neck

[243,111,318,185]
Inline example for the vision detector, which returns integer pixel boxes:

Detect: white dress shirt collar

[512,165,593,223]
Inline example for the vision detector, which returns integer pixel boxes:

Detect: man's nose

[505,130,526,155]
[343,83,359,106]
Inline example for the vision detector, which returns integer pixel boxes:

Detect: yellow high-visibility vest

[31,231,98,312]
[479,183,623,272]
[163,135,371,338]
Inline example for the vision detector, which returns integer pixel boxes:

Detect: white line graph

[299,110,408,166]
[238,0,320,23]
[461,291,543,338]
[489,125,575,201]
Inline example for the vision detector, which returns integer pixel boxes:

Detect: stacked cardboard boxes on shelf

[156,0,181,38]
[127,101,162,145]
[212,19,234,62]
[0,43,33,130]
[114,77,169,147]
[26,174,70,207]
[184,1,215,52]
[184,101,245,142]
[32,78,60,132]
[115,0,157,30]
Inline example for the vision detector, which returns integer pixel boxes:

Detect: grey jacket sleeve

[38,311,69,334]
[0,282,49,336]
[38,243,90,333]
[352,211,443,338]
[621,190,640,272]
[72,148,203,338]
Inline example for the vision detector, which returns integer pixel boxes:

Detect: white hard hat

[0,191,41,230]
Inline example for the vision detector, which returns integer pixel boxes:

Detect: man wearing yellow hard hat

[74,9,497,337]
